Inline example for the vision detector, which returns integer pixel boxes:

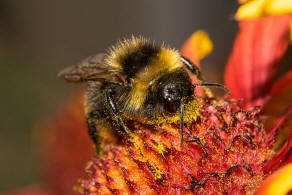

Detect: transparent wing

[58,53,126,85]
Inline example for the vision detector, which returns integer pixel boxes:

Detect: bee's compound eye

[162,84,180,101]
[169,88,177,94]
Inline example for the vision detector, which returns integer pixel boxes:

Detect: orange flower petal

[256,163,292,195]
[224,15,292,109]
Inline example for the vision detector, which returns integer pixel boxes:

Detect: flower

[225,14,292,109]
[77,3,292,195]
[3,1,292,194]
[225,2,292,193]
[78,98,273,194]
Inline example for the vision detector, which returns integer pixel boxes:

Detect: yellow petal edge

[256,163,292,195]
[236,0,292,20]
[191,30,213,60]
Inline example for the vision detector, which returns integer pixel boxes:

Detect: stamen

[213,133,227,149]
[225,164,253,177]
[229,135,256,149]
[187,135,208,156]
[185,164,253,190]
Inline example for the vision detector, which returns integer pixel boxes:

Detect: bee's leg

[181,55,214,98]
[86,112,102,155]
[105,89,133,140]
[180,56,204,81]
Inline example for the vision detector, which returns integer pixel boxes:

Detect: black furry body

[84,43,194,153]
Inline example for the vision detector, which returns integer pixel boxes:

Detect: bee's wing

[58,53,126,85]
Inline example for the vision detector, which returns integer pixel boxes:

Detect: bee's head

[162,82,192,104]
[157,70,193,107]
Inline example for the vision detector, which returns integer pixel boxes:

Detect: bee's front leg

[181,55,215,98]
[181,56,204,81]
[105,88,133,140]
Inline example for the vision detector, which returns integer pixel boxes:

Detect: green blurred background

[0,0,242,192]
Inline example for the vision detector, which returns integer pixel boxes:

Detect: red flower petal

[287,154,292,163]
[266,106,292,144]
[271,70,292,97]
[264,120,292,173]
[224,15,292,109]
[263,70,292,152]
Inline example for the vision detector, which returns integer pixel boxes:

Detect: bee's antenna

[193,83,231,96]
[179,100,185,146]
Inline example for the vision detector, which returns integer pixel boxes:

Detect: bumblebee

[59,37,229,154]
